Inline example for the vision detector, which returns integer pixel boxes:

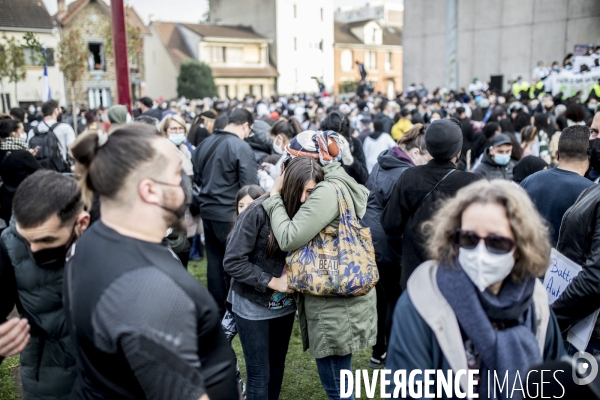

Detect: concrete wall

[144,24,179,100]
[403,0,600,90]
[0,30,66,108]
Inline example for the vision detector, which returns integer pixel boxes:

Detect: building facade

[209,0,335,95]
[403,0,600,91]
[55,0,149,109]
[146,21,277,100]
[0,0,66,110]
[334,1,403,29]
[333,20,402,98]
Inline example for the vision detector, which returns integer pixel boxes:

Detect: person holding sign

[553,181,600,354]
[386,180,565,399]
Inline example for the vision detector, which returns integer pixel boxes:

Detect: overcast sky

[43,0,403,24]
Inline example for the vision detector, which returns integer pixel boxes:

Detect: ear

[75,211,91,236]
[138,178,161,205]
[555,150,559,162]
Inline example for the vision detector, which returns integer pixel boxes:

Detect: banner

[550,70,600,98]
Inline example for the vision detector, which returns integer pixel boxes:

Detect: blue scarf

[436,261,541,400]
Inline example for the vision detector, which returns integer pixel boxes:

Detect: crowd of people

[1,69,600,400]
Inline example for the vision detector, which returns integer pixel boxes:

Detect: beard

[161,190,187,232]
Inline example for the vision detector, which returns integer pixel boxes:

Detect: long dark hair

[321,110,352,151]
[266,157,324,257]
[235,185,265,217]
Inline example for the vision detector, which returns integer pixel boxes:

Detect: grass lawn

[0,257,382,399]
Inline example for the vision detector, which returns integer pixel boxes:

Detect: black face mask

[589,139,600,173]
[31,225,76,269]
[152,172,192,219]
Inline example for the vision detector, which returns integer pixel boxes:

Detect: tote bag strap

[328,180,356,225]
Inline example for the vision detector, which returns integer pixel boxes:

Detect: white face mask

[19,133,27,141]
[458,242,515,292]
[272,135,284,154]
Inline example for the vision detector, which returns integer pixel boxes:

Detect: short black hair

[456,106,465,115]
[557,125,591,162]
[139,97,153,108]
[401,109,410,117]
[9,107,25,123]
[41,100,59,117]
[0,119,20,138]
[482,122,499,139]
[13,170,83,229]
[373,117,385,132]
[228,108,254,126]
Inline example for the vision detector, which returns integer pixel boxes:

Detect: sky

[43,0,403,25]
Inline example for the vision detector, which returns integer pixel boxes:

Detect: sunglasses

[454,229,515,255]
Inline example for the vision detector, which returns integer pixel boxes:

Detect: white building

[209,0,335,95]
[145,21,277,100]
[0,0,66,110]
[335,1,403,29]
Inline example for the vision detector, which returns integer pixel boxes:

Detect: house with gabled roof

[145,20,277,100]
[54,0,150,109]
[0,0,66,110]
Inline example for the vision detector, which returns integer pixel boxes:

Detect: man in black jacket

[138,96,162,120]
[381,118,480,290]
[193,109,259,316]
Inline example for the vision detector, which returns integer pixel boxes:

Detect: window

[207,46,226,63]
[24,48,55,66]
[294,37,297,51]
[320,8,323,21]
[341,49,352,72]
[244,46,261,64]
[88,42,105,71]
[365,51,376,70]
[372,29,377,43]
[250,84,263,98]
[293,4,297,18]
[130,52,141,74]
[226,47,243,64]
[87,88,112,109]
[385,52,392,71]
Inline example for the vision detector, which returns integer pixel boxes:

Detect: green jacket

[263,162,377,358]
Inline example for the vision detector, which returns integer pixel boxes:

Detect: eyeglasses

[454,229,515,255]
[168,126,186,133]
[248,126,255,137]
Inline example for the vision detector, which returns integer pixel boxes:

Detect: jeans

[315,354,354,400]
[203,219,232,317]
[372,261,402,359]
[189,234,204,260]
[234,312,295,400]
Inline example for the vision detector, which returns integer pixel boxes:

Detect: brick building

[333,20,402,98]
[55,0,149,109]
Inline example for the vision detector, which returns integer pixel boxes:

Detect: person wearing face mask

[262,117,302,180]
[521,125,593,247]
[386,180,565,399]
[67,125,238,399]
[193,109,259,317]
[381,118,481,291]
[472,133,517,180]
[0,119,42,225]
[0,170,90,399]
[360,124,430,369]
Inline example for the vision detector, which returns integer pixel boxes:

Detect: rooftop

[0,0,54,31]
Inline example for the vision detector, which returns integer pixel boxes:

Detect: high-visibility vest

[529,81,545,99]
[590,84,600,99]
[512,81,530,96]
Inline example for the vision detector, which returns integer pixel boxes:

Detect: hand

[270,170,284,196]
[261,162,274,173]
[0,318,30,358]
[338,136,354,166]
[267,275,293,293]
[28,147,39,156]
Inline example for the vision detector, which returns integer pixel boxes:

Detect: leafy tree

[22,32,46,66]
[58,29,87,133]
[102,22,143,71]
[177,61,217,99]
[1,35,27,105]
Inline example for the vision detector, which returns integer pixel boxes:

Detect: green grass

[0,257,381,400]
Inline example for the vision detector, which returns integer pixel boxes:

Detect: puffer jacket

[262,162,377,358]
[553,184,600,340]
[0,224,76,400]
[472,150,517,180]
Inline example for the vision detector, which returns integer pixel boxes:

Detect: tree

[339,80,358,94]
[2,34,27,106]
[102,22,143,70]
[177,61,217,99]
[58,29,87,134]
[22,32,46,66]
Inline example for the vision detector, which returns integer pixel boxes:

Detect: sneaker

[367,352,386,369]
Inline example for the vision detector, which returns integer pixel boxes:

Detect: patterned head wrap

[284,130,342,166]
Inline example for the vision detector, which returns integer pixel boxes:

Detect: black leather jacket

[553,184,600,340]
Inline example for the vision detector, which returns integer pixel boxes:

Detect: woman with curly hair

[386,180,565,399]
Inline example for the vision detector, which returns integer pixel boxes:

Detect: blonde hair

[158,114,187,138]
[424,180,551,281]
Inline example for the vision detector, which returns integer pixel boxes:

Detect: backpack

[29,123,72,172]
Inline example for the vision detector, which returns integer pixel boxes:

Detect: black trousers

[203,218,232,317]
[372,261,403,358]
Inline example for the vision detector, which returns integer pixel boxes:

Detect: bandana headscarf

[284,130,342,166]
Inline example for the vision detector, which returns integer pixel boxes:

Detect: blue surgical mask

[493,153,511,166]
[169,133,186,146]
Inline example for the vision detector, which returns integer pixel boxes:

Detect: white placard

[543,248,599,351]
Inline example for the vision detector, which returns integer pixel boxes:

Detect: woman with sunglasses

[386,180,565,399]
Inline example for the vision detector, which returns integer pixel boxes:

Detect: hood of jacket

[378,147,414,170]
[323,162,369,218]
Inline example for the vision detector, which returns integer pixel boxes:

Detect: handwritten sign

[543,248,599,351]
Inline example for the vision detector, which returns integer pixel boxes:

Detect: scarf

[437,261,541,400]
[0,137,28,151]
[284,130,342,165]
